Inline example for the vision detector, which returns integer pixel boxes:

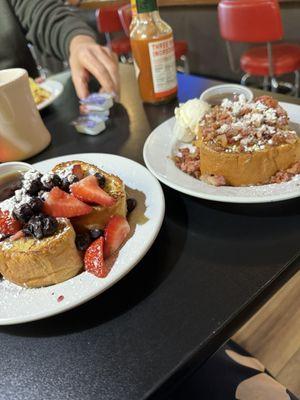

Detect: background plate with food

[143,101,300,204]
[29,78,63,110]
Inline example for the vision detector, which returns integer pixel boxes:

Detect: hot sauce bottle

[130,0,177,104]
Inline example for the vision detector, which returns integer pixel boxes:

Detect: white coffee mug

[0,68,51,162]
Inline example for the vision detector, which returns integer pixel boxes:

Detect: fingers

[99,47,120,94]
[69,40,120,99]
[71,64,90,99]
[81,49,116,95]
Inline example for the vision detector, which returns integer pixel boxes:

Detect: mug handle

[0,90,15,126]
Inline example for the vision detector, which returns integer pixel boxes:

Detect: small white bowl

[0,161,34,176]
[200,84,253,105]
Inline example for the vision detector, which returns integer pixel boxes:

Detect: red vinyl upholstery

[218,0,283,43]
[96,5,123,33]
[218,0,300,78]
[241,44,300,76]
[96,6,131,56]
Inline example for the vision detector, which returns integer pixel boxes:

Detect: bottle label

[136,0,157,13]
[148,37,177,97]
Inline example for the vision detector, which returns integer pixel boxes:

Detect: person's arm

[9,0,119,97]
[9,0,96,62]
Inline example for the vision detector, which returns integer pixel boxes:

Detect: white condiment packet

[72,116,106,136]
[80,93,113,112]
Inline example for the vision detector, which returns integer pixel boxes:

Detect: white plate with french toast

[0,153,165,325]
[144,98,300,203]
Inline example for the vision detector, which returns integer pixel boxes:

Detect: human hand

[69,35,119,99]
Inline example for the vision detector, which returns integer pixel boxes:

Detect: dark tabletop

[0,67,299,400]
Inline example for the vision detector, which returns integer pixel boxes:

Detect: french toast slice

[0,220,82,288]
[52,161,127,231]
[196,95,300,186]
[200,140,300,186]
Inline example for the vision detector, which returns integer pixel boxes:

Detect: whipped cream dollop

[174,98,210,142]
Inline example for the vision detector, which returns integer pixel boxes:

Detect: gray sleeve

[8,0,97,61]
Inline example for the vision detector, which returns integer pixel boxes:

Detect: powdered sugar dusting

[200,95,298,153]
[0,169,41,215]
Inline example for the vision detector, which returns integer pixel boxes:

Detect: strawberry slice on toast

[0,210,21,236]
[84,236,110,278]
[104,215,130,258]
[43,187,92,218]
[72,164,84,180]
[70,175,116,207]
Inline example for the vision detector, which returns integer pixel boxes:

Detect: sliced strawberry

[0,210,21,236]
[70,175,116,207]
[43,187,92,218]
[84,237,109,278]
[72,164,84,180]
[104,215,130,258]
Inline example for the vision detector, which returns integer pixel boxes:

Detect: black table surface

[0,68,299,400]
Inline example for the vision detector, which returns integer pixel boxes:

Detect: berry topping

[0,210,21,236]
[23,214,58,240]
[27,177,43,196]
[89,228,104,240]
[42,174,62,191]
[72,164,84,180]
[61,175,79,193]
[70,175,115,207]
[75,232,92,251]
[13,203,34,223]
[94,173,106,188]
[43,187,92,218]
[126,198,137,214]
[104,215,130,258]
[28,197,44,214]
[84,237,109,278]
[13,197,44,223]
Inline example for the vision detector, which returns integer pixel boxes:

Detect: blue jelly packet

[80,93,113,111]
[79,105,110,119]
[71,115,106,135]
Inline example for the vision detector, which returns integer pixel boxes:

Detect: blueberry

[126,198,137,214]
[23,215,58,239]
[29,197,43,214]
[89,228,104,240]
[94,173,106,188]
[61,175,79,192]
[42,174,62,191]
[13,203,34,223]
[75,232,91,251]
[27,178,42,196]
[42,216,58,237]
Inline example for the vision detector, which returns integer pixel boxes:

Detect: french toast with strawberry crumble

[197,95,300,186]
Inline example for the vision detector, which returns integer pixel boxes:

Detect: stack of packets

[72,93,114,135]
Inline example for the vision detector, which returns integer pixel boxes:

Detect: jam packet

[80,93,113,112]
[71,115,106,136]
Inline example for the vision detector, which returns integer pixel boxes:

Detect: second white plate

[37,79,64,110]
[143,102,300,204]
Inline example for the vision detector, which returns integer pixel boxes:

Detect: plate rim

[143,103,300,204]
[0,153,165,325]
[36,79,64,111]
